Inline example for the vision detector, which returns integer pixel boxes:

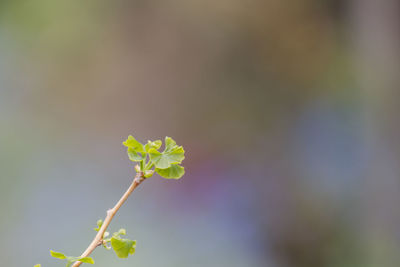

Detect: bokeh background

[1,1,400,266]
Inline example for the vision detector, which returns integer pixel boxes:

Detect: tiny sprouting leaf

[94,219,103,231]
[155,164,185,179]
[144,140,162,152]
[115,228,126,236]
[50,250,66,259]
[144,170,154,178]
[102,236,112,249]
[134,164,141,172]
[103,240,112,250]
[111,236,136,258]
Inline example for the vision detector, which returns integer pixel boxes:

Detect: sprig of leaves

[50,251,94,267]
[123,136,185,179]
[47,219,137,267]
[94,220,137,258]
[36,135,186,267]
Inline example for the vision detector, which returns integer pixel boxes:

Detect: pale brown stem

[72,172,145,267]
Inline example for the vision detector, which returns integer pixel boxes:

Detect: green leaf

[76,257,95,264]
[165,136,177,151]
[111,236,136,258]
[143,170,154,178]
[65,256,94,267]
[123,135,145,153]
[102,238,112,250]
[103,229,127,251]
[34,264,41,267]
[94,219,103,232]
[113,228,126,237]
[50,250,94,267]
[127,147,145,161]
[148,149,166,168]
[124,136,146,162]
[155,164,185,179]
[50,250,66,259]
[144,140,162,152]
[148,145,185,169]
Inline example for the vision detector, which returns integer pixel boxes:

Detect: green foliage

[155,164,185,179]
[48,220,137,266]
[144,140,162,151]
[123,135,185,179]
[50,251,94,267]
[36,135,185,266]
[99,225,137,258]
[110,235,136,258]
[93,219,103,232]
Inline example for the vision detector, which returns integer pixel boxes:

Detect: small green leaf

[113,228,126,237]
[50,250,66,259]
[103,236,112,249]
[77,257,95,264]
[155,164,185,179]
[123,135,145,153]
[143,170,154,178]
[111,236,136,258]
[148,146,185,169]
[166,146,185,163]
[165,136,177,151]
[65,256,94,267]
[94,219,103,231]
[148,149,167,168]
[127,147,145,162]
[144,140,162,152]
[51,251,94,267]
[34,264,41,267]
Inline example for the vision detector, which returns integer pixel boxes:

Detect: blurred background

[1,0,400,266]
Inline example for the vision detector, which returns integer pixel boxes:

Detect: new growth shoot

[35,135,185,267]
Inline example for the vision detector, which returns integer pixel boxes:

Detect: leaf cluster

[95,220,137,258]
[48,220,136,267]
[49,251,94,267]
[123,135,185,179]
[35,135,186,267]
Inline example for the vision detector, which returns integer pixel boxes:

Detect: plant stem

[140,159,145,171]
[72,172,145,267]
[145,162,154,170]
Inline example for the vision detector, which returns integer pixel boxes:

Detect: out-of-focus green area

[1,1,400,266]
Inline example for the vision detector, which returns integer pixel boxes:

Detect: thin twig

[72,172,145,267]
